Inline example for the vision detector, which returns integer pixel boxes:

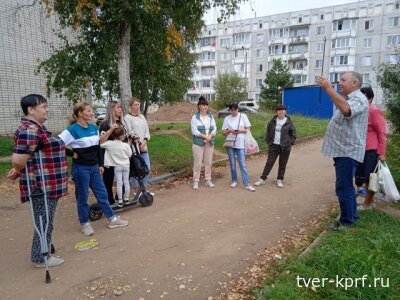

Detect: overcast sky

[205,0,360,24]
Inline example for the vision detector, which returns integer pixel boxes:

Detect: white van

[238,100,259,110]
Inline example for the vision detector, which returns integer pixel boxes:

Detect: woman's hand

[99,166,104,174]
[378,154,385,161]
[139,140,147,152]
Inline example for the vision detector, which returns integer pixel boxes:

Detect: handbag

[380,161,400,201]
[224,113,241,148]
[368,161,381,193]
[245,130,259,154]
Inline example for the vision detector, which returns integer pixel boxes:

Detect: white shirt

[222,113,251,149]
[100,140,132,167]
[273,117,287,145]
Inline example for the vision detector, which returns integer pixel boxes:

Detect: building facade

[0,0,75,136]
[187,0,400,106]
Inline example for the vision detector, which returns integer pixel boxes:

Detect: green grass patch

[0,162,12,177]
[148,134,193,175]
[150,122,188,132]
[258,211,400,299]
[0,137,14,157]
[386,133,400,188]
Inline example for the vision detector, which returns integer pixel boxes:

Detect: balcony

[288,36,309,44]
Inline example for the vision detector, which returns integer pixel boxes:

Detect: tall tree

[38,0,247,113]
[214,72,246,108]
[260,58,294,109]
[376,48,400,134]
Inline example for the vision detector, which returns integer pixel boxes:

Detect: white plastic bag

[380,162,400,202]
[245,131,259,155]
[368,161,381,193]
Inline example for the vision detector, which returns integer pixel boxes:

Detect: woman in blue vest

[190,96,217,190]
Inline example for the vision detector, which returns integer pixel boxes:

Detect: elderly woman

[124,97,152,192]
[8,94,68,267]
[99,100,129,205]
[190,96,217,190]
[222,102,255,192]
[59,102,128,236]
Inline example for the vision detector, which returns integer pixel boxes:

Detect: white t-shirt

[200,114,210,135]
[222,113,251,149]
[273,117,287,145]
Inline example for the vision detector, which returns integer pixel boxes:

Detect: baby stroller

[88,136,154,221]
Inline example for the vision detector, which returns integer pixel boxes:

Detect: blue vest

[192,112,215,146]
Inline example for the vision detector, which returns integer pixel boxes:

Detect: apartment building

[187,0,400,106]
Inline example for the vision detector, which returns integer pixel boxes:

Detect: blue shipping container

[283,85,337,119]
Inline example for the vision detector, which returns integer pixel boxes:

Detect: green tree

[260,58,294,109]
[376,48,400,134]
[37,0,247,113]
[214,72,246,108]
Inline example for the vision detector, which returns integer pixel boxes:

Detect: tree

[214,72,246,108]
[37,0,248,113]
[260,58,294,109]
[376,48,400,134]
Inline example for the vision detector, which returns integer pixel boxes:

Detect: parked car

[94,107,107,118]
[96,113,106,126]
[238,100,259,110]
[217,106,259,118]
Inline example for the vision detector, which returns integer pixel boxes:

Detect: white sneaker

[254,178,266,186]
[205,180,215,188]
[108,217,128,229]
[193,181,199,190]
[276,179,284,188]
[245,185,256,192]
[230,182,238,188]
[81,222,94,236]
[35,256,64,268]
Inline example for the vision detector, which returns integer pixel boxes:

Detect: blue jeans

[334,157,359,226]
[131,152,151,188]
[72,163,115,224]
[226,148,250,186]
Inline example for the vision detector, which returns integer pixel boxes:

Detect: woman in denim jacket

[190,96,217,190]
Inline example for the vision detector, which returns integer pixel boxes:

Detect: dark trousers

[260,144,291,180]
[102,166,115,205]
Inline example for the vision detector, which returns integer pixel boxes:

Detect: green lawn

[257,210,400,299]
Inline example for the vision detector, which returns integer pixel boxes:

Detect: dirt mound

[147,102,217,122]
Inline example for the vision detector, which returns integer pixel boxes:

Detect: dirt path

[0,139,337,300]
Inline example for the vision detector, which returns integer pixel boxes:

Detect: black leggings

[102,166,115,205]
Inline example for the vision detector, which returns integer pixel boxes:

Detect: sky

[205,0,361,24]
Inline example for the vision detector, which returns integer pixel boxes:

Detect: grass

[257,210,400,299]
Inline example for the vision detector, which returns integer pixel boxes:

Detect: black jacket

[265,115,296,147]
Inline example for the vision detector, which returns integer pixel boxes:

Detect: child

[101,127,132,207]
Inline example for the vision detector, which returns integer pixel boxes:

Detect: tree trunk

[118,19,132,113]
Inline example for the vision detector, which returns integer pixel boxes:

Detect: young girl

[59,102,128,236]
[101,127,132,207]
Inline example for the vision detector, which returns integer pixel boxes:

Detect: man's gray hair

[347,71,363,88]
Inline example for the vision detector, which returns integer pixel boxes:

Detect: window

[270,28,287,39]
[293,74,307,84]
[257,34,264,43]
[316,42,325,52]
[270,44,286,54]
[256,79,263,87]
[329,72,344,82]
[193,67,200,75]
[200,37,216,47]
[290,27,309,37]
[332,38,351,48]
[255,93,260,101]
[220,38,230,48]
[256,64,263,72]
[202,80,212,88]
[331,55,349,66]
[193,81,201,88]
[389,16,400,27]
[333,19,355,31]
[361,56,372,66]
[315,59,323,69]
[386,35,400,46]
[201,67,215,76]
[201,52,215,60]
[365,20,374,30]
[363,38,372,48]
[233,33,249,44]
[291,60,307,70]
[289,44,308,54]
[259,23,263,29]
[220,52,231,61]
[218,66,231,74]
[298,17,302,23]
[384,54,398,64]
[234,63,245,72]
[256,49,265,58]
[234,49,245,58]
[317,26,325,35]
[362,73,371,84]
[320,14,324,20]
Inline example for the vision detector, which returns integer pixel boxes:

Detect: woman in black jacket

[254,104,296,188]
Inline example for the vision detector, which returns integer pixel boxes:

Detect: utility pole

[242,46,248,100]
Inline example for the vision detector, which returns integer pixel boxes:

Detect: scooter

[88,137,153,221]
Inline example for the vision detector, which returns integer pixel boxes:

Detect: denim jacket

[191,112,216,146]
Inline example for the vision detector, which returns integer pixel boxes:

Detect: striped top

[59,122,103,166]
[322,89,369,163]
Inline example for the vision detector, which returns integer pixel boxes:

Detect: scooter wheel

[89,204,103,221]
[139,192,153,207]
